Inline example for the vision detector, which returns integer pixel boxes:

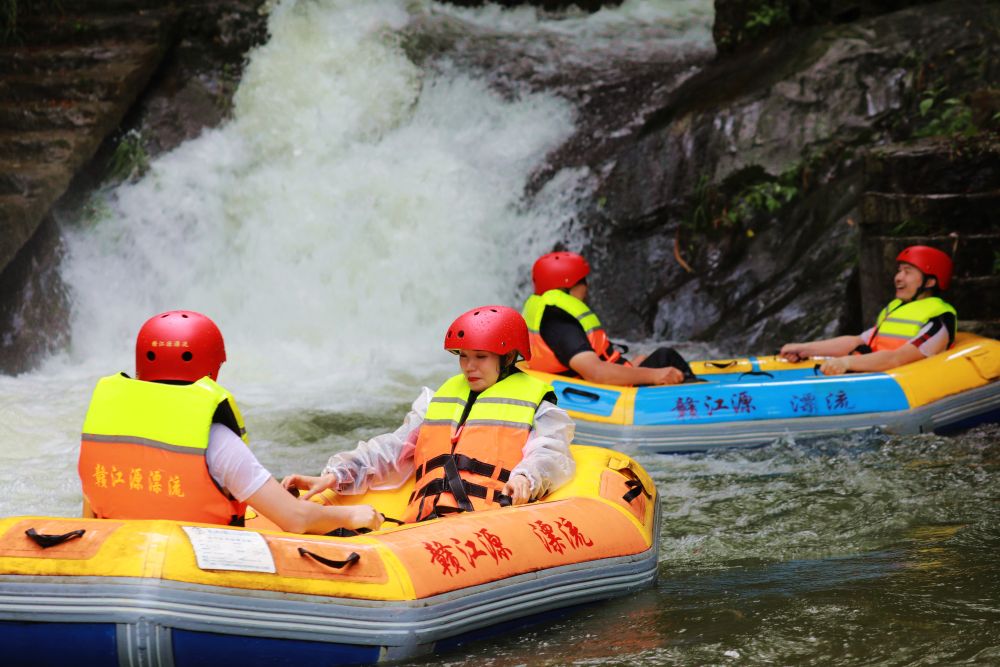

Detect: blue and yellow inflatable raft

[0,446,657,667]
[525,333,1000,453]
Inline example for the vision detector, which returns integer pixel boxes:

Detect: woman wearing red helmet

[522,251,693,386]
[78,310,382,535]
[780,245,957,374]
[282,306,575,523]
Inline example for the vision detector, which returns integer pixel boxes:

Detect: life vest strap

[416,476,489,502]
[623,478,651,503]
[415,453,512,484]
[414,489,513,522]
[409,477,511,512]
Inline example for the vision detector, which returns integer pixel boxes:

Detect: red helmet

[896,245,953,291]
[444,305,531,360]
[532,251,590,295]
[136,310,227,382]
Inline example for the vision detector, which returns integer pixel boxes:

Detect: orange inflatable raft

[0,445,658,666]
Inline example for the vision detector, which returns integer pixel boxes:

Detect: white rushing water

[0,0,714,517]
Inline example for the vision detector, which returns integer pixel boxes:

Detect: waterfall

[1,0,714,517]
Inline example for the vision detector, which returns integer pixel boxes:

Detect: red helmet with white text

[896,245,953,291]
[444,305,531,361]
[136,310,226,382]
[532,251,590,295]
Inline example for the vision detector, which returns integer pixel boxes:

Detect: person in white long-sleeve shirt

[284,305,576,521]
[79,310,382,535]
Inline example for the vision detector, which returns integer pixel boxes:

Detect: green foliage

[106,130,149,183]
[723,178,798,229]
[745,3,791,34]
[684,166,801,237]
[994,251,1000,275]
[0,0,18,43]
[1,0,62,44]
[915,87,978,138]
[685,174,716,232]
[890,218,930,235]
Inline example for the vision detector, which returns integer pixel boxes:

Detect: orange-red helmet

[444,305,531,360]
[531,251,590,295]
[136,310,226,382]
[896,245,953,291]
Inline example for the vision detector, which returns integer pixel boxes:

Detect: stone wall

[860,139,1000,337]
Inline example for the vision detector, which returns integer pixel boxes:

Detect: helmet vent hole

[182,351,193,361]
[146,351,156,361]
[181,313,189,318]
[457,330,465,338]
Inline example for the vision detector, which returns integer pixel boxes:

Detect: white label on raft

[182,526,276,573]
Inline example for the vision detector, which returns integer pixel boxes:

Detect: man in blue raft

[521,251,694,386]
[780,245,957,375]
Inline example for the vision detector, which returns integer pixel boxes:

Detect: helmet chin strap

[902,274,933,304]
[497,353,520,380]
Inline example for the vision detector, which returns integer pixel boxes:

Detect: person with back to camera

[281,305,576,523]
[521,251,695,386]
[780,245,957,375]
[78,310,382,535]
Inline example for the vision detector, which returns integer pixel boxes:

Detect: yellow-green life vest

[522,289,620,373]
[79,373,249,525]
[868,297,957,351]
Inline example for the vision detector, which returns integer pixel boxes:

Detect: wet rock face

[125,0,269,157]
[0,217,69,374]
[0,0,268,374]
[570,0,999,354]
[0,0,181,373]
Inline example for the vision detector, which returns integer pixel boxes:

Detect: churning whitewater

[0,0,713,518]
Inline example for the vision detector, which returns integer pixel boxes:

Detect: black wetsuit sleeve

[539,306,594,369]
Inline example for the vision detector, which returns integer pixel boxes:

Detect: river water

[1,1,998,664]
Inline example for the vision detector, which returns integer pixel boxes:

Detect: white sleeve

[509,400,576,499]
[909,318,951,357]
[320,387,432,495]
[206,423,272,502]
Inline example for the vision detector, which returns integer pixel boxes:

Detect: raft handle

[738,370,774,380]
[298,547,360,570]
[561,387,601,403]
[25,528,85,549]
[706,360,738,369]
[623,479,651,504]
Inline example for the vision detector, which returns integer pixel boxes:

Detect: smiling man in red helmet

[521,251,694,386]
[78,310,382,534]
[780,245,957,375]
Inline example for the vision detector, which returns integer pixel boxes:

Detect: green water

[381,425,1000,666]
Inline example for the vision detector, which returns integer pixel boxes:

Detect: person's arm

[504,400,576,504]
[282,388,431,500]
[206,424,382,534]
[820,343,924,375]
[82,498,95,518]
[779,335,866,362]
[246,477,382,534]
[569,350,684,386]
